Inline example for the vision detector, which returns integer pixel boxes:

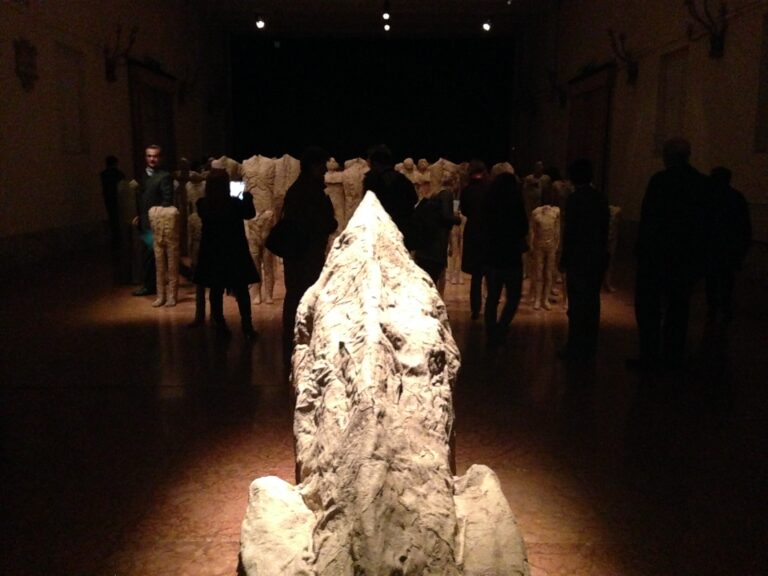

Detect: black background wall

[230,36,517,165]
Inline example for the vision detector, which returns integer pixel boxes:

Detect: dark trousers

[635,268,694,367]
[283,252,326,369]
[705,268,735,319]
[484,265,523,339]
[139,240,156,292]
[566,269,603,359]
[415,258,445,286]
[209,285,252,332]
[469,273,484,316]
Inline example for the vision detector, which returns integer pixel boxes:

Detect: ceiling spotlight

[482,20,492,32]
[255,15,266,30]
[382,0,391,20]
[384,23,391,31]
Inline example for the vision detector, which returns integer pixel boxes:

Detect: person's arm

[160,173,174,207]
[240,191,256,220]
[439,190,460,226]
[560,196,575,270]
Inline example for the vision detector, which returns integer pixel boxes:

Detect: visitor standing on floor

[460,160,490,319]
[628,138,710,371]
[705,167,752,323]
[363,144,418,244]
[483,172,529,347]
[132,145,173,297]
[194,168,260,340]
[281,147,338,369]
[100,155,125,252]
[559,159,609,363]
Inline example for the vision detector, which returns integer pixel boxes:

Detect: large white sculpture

[240,192,529,576]
[148,205,181,307]
[530,204,560,310]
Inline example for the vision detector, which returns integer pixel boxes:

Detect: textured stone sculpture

[396,157,419,186]
[212,155,242,181]
[274,153,301,211]
[148,205,181,307]
[530,204,560,310]
[490,162,515,180]
[240,192,529,576]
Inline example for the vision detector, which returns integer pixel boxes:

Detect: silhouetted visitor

[412,166,461,291]
[363,144,418,244]
[483,172,529,347]
[628,138,711,371]
[194,168,259,340]
[132,145,173,297]
[460,160,490,319]
[100,155,125,252]
[705,167,752,323]
[559,159,609,362]
[281,147,337,369]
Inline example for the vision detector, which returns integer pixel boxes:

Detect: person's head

[105,155,119,168]
[366,144,394,175]
[544,166,562,182]
[568,158,593,186]
[205,168,230,202]
[489,172,521,202]
[711,166,732,187]
[533,160,544,176]
[662,137,691,169]
[145,145,163,169]
[300,146,330,181]
[467,159,488,182]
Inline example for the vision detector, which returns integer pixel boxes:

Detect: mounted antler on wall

[608,29,639,85]
[685,0,728,58]
[104,24,138,82]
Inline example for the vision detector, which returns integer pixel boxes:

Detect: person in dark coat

[281,147,338,368]
[628,138,711,371]
[194,168,260,339]
[363,144,418,244]
[705,167,752,322]
[559,159,610,362]
[413,171,461,290]
[100,155,125,252]
[460,160,490,319]
[483,172,529,347]
[132,145,174,296]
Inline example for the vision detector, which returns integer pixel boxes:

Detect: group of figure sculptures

[137,153,621,312]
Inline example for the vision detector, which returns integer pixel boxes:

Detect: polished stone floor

[1,250,766,576]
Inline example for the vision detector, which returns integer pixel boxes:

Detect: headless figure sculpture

[523,162,551,281]
[243,154,277,305]
[530,201,560,310]
[148,205,181,307]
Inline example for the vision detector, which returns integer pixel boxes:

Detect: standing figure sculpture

[148,205,181,307]
[529,197,561,310]
[243,154,277,305]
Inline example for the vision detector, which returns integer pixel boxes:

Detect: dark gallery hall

[1,1,767,575]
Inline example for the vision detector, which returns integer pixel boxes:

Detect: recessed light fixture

[482,19,492,32]
[255,15,266,30]
[384,23,391,31]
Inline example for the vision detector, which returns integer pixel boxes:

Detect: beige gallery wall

[531,0,768,238]
[0,0,211,262]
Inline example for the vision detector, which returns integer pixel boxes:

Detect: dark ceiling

[207,0,551,38]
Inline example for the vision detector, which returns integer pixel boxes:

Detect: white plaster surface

[240,193,529,576]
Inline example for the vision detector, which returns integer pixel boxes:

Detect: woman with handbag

[278,147,337,369]
[194,168,260,340]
